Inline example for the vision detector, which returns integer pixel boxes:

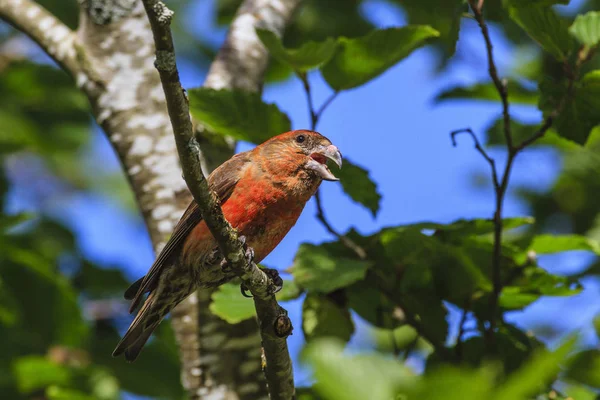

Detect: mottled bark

[0,0,301,398]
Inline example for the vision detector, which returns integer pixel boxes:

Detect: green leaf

[333,159,380,217]
[90,324,183,398]
[408,217,534,238]
[594,314,600,339]
[569,11,600,47]
[46,386,95,400]
[73,262,130,299]
[290,243,372,293]
[1,248,89,347]
[346,279,405,329]
[188,88,291,143]
[528,234,600,255]
[412,366,494,400]
[210,278,301,323]
[302,339,413,400]
[494,337,576,400]
[256,29,337,72]
[500,261,582,311]
[381,229,491,303]
[302,293,354,342]
[12,356,72,394]
[277,278,303,301]
[539,72,600,144]
[435,81,538,105]
[397,0,464,55]
[505,0,570,5]
[372,326,420,354]
[210,282,255,324]
[457,324,542,374]
[565,349,600,388]
[562,384,597,400]
[321,26,439,91]
[508,4,575,60]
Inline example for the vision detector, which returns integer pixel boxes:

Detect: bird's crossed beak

[307,144,343,181]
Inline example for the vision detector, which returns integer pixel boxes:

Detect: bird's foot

[240,267,283,298]
[262,267,283,295]
[220,236,255,274]
[240,283,253,298]
[238,235,255,266]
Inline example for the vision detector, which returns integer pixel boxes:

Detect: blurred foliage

[2,0,600,399]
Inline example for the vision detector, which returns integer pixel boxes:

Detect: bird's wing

[126,151,251,312]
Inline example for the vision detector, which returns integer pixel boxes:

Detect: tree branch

[0,0,79,74]
[141,2,294,399]
[299,73,367,260]
[461,0,586,351]
[469,0,512,151]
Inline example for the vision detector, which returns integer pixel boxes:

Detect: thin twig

[451,128,499,188]
[469,0,512,151]
[468,0,513,349]
[461,0,587,351]
[141,2,294,399]
[315,91,339,122]
[299,72,368,260]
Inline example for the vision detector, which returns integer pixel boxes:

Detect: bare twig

[299,73,368,260]
[451,129,499,188]
[460,0,586,351]
[315,91,339,122]
[469,0,512,150]
[141,2,294,398]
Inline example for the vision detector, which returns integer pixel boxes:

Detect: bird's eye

[296,134,306,144]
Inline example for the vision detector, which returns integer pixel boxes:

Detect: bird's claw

[238,235,255,266]
[262,267,283,295]
[220,236,254,273]
[240,283,253,298]
[240,268,282,297]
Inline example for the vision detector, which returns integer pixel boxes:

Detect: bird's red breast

[182,155,319,264]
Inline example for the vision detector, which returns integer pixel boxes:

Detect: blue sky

[6,0,599,392]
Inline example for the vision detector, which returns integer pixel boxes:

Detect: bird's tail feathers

[112,293,163,362]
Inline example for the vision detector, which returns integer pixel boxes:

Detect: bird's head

[257,130,342,181]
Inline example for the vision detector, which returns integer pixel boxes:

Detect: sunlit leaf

[528,234,600,255]
[188,88,291,143]
[321,26,439,91]
[256,29,337,72]
[12,356,72,394]
[210,282,255,324]
[494,337,576,400]
[302,339,413,400]
[508,4,575,60]
[569,11,600,47]
[332,159,381,217]
[565,349,600,388]
[396,0,464,55]
[539,71,600,144]
[210,278,302,323]
[290,243,372,293]
[303,293,354,342]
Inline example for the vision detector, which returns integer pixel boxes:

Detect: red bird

[113,130,342,361]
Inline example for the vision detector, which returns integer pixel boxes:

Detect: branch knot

[153,1,174,25]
